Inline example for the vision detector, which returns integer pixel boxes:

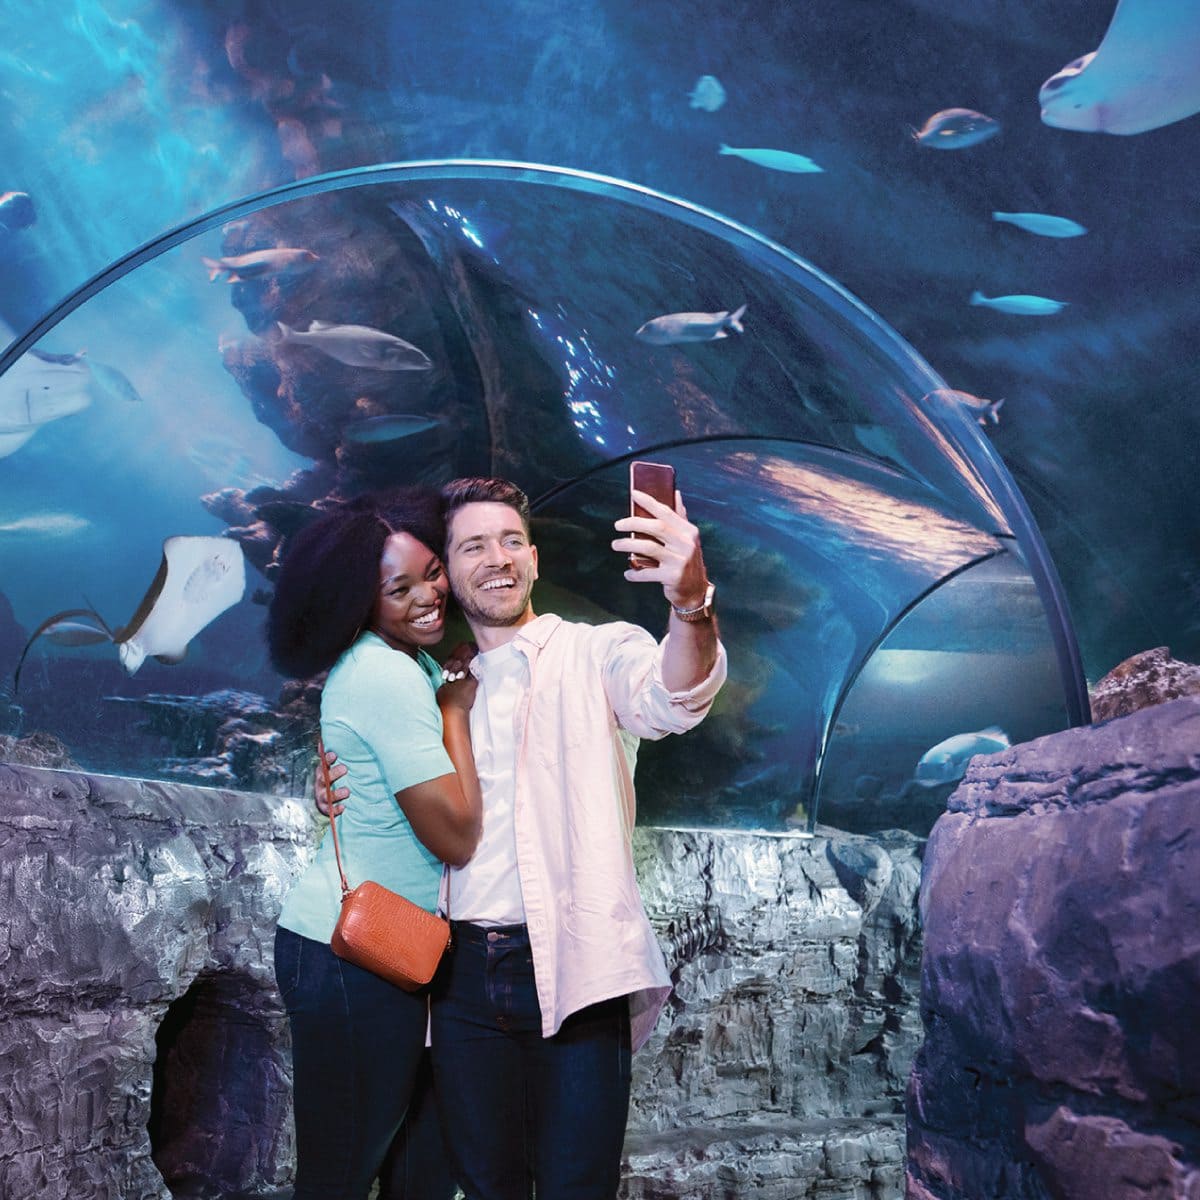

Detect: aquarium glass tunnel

[0,160,1087,834]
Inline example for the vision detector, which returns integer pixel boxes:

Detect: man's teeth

[480,579,514,591]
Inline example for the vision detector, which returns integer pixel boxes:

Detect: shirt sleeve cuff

[660,635,728,711]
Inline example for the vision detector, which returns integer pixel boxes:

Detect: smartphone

[629,460,677,570]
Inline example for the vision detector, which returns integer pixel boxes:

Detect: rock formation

[907,694,1200,1199]
[1089,646,1200,722]
[0,760,922,1199]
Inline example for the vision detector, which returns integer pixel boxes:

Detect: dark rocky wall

[0,761,923,1199]
[907,695,1200,1199]
[0,765,311,1199]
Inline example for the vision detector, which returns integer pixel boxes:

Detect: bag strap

[318,741,354,900]
[318,738,452,916]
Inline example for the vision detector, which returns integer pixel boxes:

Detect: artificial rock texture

[0,763,311,1200]
[626,826,924,1199]
[0,760,923,1200]
[1089,646,1200,723]
[907,694,1200,1200]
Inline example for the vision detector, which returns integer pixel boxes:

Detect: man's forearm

[661,611,720,692]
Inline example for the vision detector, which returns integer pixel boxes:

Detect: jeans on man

[430,921,632,1200]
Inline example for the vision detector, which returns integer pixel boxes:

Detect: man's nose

[485,538,512,565]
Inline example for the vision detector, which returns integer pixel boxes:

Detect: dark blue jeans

[274,926,455,1200]
[430,922,632,1200]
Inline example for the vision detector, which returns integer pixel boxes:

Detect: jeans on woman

[274,925,456,1200]
[430,921,632,1200]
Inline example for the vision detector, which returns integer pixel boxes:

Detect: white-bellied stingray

[12,536,246,689]
[0,318,92,459]
[1040,0,1200,135]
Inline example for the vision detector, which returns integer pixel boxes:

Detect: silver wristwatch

[671,581,716,623]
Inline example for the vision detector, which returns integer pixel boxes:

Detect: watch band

[671,581,716,622]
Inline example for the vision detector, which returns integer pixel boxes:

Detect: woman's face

[368,531,450,656]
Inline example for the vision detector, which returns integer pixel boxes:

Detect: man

[320,475,725,1199]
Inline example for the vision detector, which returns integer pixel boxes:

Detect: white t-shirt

[449,639,526,924]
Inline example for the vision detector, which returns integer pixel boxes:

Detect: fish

[688,75,726,112]
[342,414,441,443]
[0,320,93,459]
[635,304,747,346]
[924,388,1006,426]
[912,108,1000,149]
[0,191,36,232]
[1039,0,1200,135]
[202,247,319,282]
[89,360,144,403]
[0,513,91,536]
[992,212,1088,238]
[718,144,823,173]
[969,290,1068,316]
[276,320,433,370]
[913,726,1010,787]
[113,536,246,674]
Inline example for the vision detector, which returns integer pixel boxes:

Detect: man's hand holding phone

[612,462,712,617]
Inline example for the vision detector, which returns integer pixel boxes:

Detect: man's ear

[530,544,539,581]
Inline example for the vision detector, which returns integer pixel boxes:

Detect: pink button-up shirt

[472,612,727,1051]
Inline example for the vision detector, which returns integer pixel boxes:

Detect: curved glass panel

[815,552,1068,836]
[0,163,1083,832]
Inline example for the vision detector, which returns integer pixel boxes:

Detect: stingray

[1040,0,1200,134]
[13,536,246,689]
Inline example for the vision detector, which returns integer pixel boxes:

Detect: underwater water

[2,0,1197,834]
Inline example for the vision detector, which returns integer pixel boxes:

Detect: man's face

[445,501,538,628]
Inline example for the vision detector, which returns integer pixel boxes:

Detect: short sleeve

[324,646,454,798]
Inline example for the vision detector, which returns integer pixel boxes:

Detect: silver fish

[89,360,144,403]
[276,320,433,370]
[992,212,1088,238]
[969,290,1068,316]
[912,108,1000,149]
[0,513,91,536]
[688,75,726,112]
[202,247,319,282]
[718,144,823,173]
[636,304,747,346]
[913,727,1010,787]
[342,414,440,443]
[1040,0,1200,135]
[925,388,1006,426]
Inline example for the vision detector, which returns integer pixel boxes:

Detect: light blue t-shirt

[278,632,454,944]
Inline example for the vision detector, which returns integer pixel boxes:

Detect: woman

[267,486,480,1199]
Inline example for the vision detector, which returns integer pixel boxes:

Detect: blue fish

[718,144,824,173]
[342,414,440,443]
[970,290,1068,316]
[0,191,36,232]
[912,108,1000,149]
[992,212,1088,238]
[688,75,726,112]
[913,727,1010,787]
